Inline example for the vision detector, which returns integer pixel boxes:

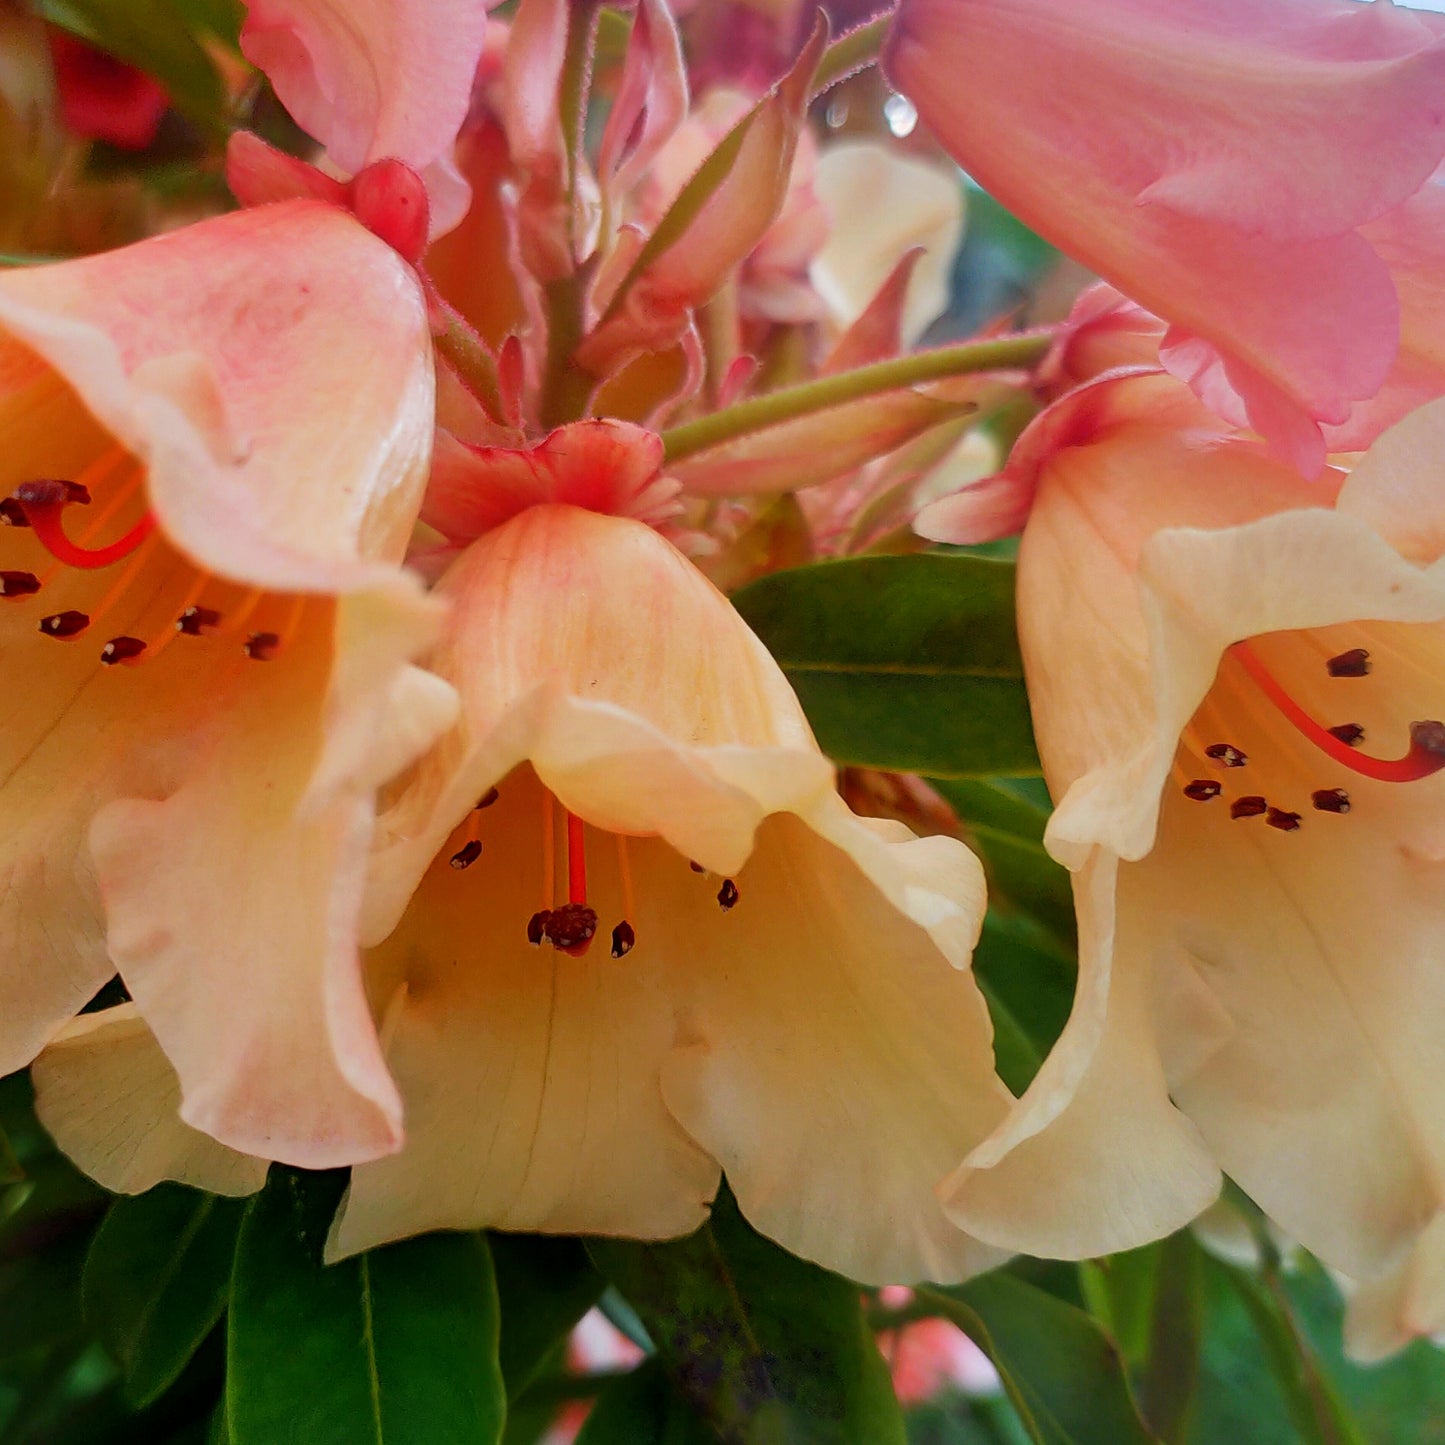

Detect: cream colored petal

[661,801,1008,1285]
[1344,1212,1445,1363]
[943,851,1221,1258]
[810,141,965,345]
[32,1006,269,1197]
[334,766,719,1258]
[1337,392,1445,564]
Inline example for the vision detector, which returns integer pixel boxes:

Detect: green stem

[661,332,1053,464]
[431,301,505,423]
[812,13,891,95]
[538,274,597,428]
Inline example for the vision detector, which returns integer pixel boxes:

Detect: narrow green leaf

[83,1184,245,1407]
[732,555,1039,778]
[490,1232,604,1397]
[1137,1235,1203,1443]
[921,1272,1158,1445]
[1211,1257,1366,1445]
[576,1359,717,1445]
[931,778,1073,946]
[32,0,230,137]
[227,1169,506,1445]
[588,1186,905,1445]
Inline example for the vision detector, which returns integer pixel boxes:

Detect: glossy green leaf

[490,1233,604,1397]
[588,1186,905,1445]
[83,1184,245,1407]
[576,1360,717,1445]
[732,555,1039,778]
[970,913,1075,1095]
[32,0,230,137]
[921,1272,1157,1445]
[931,778,1072,946]
[227,1169,506,1445]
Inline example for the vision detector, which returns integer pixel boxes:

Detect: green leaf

[83,1184,245,1408]
[32,0,231,137]
[588,1185,905,1445]
[921,1272,1157,1445]
[576,1359,717,1445]
[970,913,1075,1095]
[490,1232,604,1397]
[0,1125,21,1185]
[226,1169,506,1445]
[732,555,1039,778]
[930,778,1072,946]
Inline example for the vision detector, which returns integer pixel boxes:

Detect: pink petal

[886,0,1445,473]
[240,0,492,230]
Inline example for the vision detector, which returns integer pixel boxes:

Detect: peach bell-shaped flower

[340,504,1011,1283]
[3,201,454,1168]
[40,503,1014,1286]
[933,375,1445,1323]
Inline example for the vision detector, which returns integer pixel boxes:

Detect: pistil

[12,479,156,570]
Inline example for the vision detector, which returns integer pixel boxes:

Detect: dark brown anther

[689,860,706,873]
[1411,720,1445,757]
[1205,743,1248,767]
[1312,788,1350,814]
[244,631,280,661]
[100,636,146,665]
[526,909,551,946]
[1183,780,1222,801]
[1230,795,1267,820]
[0,498,28,526]
[449,840,482,870]
[1328,723,1365,747]
[717,878,740,911]
[543,902,598,954]
[1266,807,1302,832]
[176,605,222,636]
[611,921,636,959]
[475,787,500,810]
[0,571,40,598]
[1327,648,1370,678]
[39,610,89,638]
[15,478,89,510]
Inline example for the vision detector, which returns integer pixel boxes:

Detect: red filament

[566,810,588,905]
[14,481,155,569]
[1228,641,1445,784]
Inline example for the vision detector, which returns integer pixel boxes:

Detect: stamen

[177,605,223,636]
[39,610,89,639]
[1205,743,1248,767]
[100,636,146,666]
[1328,723,1365,747]
[688,860,705,873]
[1183,780,1221,801]
[566,810,588,905]
[0,571,40,598]
[614,834,638,961]
[1266,807,1302,832]
[1230,795,1267,820]
[476,786,500,809]
[1230,642,1445,783]
[1326,648,1371,678]
[449,840,482,869]
[611,921,636,958]
[244,631,280,661]
[12,479,156,569]
[527,910,551,946]
[544,902,598,956]
[717,878,739,911]
[541,791,555,914]
[1312,788,1350,814]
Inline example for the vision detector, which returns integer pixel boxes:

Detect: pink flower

[2,202,453,1170]
[886,0,1445,476]
[46,32,168,151]
[238,0,494,233]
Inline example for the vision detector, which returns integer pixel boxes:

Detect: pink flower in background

[886,0,1445,476]
[46,32,168,151]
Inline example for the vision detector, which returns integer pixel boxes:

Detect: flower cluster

[4,0,1445,1420]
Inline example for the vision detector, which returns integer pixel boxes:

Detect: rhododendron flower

[930,375,1445,1311]
[40,502,1016,1286]
[46,32,168,151]
[238,0,493,233]
[2,201,453,1166]
[885,0,1445,475]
